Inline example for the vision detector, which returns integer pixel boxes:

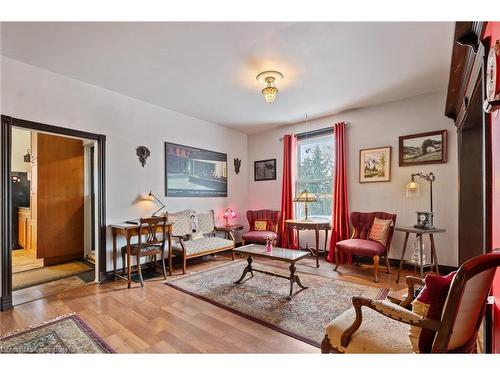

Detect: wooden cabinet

[18,207,31,249]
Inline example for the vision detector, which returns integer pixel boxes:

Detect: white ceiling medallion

[256,70,284,104]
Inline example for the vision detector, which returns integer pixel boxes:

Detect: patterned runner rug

[0,313,114,353]
[166,260,389,347]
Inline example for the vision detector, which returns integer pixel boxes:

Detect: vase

[266,241,272,252]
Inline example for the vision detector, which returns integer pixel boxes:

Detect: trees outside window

[295,135,334,220]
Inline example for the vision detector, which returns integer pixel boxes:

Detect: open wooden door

[36,133,84,266]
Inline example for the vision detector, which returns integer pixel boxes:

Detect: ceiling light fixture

[256,70,284,104]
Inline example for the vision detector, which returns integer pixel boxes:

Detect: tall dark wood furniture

[445,22,491,263]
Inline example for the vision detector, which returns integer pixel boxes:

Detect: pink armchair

[242,209,279,246]
[334,211,396,282]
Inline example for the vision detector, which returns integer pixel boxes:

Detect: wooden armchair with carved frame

[322,250,500,353]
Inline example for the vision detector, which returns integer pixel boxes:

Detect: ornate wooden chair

[242,209,280,246]
[334,211,396,282]
[121,216,169,287]
[322,250,500,353]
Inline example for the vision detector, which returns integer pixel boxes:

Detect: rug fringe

[0,312,76,340]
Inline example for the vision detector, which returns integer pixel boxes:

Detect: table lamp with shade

[146,190,165,217]
[223,208,237,226]
[405,172,436,229]
[293,189,317,221]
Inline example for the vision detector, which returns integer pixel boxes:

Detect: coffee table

[233,244,310,300]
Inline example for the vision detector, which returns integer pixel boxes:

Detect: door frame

[1,115,107,311]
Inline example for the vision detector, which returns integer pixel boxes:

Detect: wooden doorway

[1,116,106,311]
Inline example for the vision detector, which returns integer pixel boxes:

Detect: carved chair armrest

[171,234,191,242]
[340,296,441,348]
[399,276,425,308]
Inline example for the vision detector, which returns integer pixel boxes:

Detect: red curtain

[278,134,298,249]
[327,122,351,263]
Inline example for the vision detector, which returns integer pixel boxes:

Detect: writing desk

[110,221,173,288]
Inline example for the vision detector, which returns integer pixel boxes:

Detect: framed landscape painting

[399,130,447,166]
[165,142,227,197]
[359,146,391,183]
[254,159,276,181]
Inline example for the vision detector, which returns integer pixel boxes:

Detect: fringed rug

[0,313,114,353]
[166,260,388,347]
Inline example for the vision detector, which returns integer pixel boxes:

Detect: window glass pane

[295,134,334,220]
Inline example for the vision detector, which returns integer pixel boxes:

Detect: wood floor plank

[1,254,414,353]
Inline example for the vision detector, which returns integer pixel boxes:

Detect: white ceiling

[1,22,454,134]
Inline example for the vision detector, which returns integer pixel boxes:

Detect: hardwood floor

[0,254,411,353]
[12,248,44,273]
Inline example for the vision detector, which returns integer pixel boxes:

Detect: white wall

[1,57,249,272]
[11,128,31,173]
[247,91,459,266]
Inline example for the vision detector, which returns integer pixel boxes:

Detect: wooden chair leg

[385,256,391,274]
[121,251,126,277]
[137,254,144,287]
[321,335,332,354]
[182,253,187,274]
[333,247,340,271]
[160,251,167,280]
[168,251,173,276]
[373,255,380,283]
[242,239,246,246]
[231,250,235,260]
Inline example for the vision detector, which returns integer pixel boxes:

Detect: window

[295,134,334,220]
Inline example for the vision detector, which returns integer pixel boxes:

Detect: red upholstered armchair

[242,210,279,246]
[334,211,396,282]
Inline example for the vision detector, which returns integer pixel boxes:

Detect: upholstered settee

[167,209,235,274]
[241,209,279,246]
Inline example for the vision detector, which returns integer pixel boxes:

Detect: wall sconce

[223,208,237,227]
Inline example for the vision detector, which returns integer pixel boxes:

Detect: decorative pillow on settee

[409,271,456,353]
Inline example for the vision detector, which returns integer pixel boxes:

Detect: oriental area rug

[166,260,389,347]
[0,313,114,353]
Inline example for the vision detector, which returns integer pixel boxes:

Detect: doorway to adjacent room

[1,116,106,310]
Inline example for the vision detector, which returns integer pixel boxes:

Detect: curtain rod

[278,122,351,141]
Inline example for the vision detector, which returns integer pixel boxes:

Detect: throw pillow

[409,271,456,353]
[254,220,269,231]
[368,217,392,246]
[191,232,204,240]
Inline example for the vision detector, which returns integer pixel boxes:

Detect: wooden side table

[285,219,331,267]
[395,226,445,283]
[215,224,244,240]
